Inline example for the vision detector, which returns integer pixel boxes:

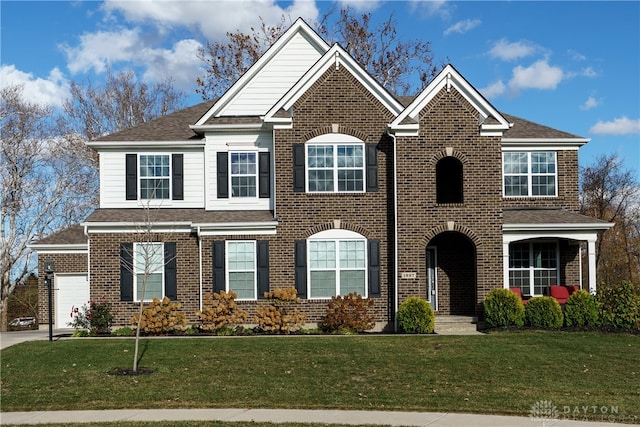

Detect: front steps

[434,315,483,335]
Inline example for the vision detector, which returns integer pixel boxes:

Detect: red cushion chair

[509,287,527,304]
[549,285,570,304]
[566,285,580,295]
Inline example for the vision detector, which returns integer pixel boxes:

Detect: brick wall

[395,87,504,315]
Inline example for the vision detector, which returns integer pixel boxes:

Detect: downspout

[84,224,90,283]
[386,129,399,332]
[197,226,203,311]
[272,127,277,219]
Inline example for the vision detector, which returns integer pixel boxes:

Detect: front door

[426,247,437,310]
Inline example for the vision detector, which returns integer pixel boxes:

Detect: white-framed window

[134,242,164,301]
[230,152,257,197]
[509,241,559,296]
[226,241,257,300]
[307,143,365,192]
[308,230,367,298]
[503,152,557,197]
[140,154,170,199]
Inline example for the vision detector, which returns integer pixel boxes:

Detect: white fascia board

[87,140,205,149]
[503,222,614,232]
[502,229,605,245]
[190,123,264,132]
[502,138,589,150]
[265,45,404,122]
[196,19,330,125]
[194,221,278,236]
[28,244,88,254]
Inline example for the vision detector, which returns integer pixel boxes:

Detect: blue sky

[2,1,639,177]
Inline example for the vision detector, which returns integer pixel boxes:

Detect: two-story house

[32,19,611,330]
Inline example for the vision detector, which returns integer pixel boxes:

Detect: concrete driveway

[0,329,70,350]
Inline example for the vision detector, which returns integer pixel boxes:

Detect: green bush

[319,293,375,334]
[397,297,434,334]
[483,288,524,328]
[68,299,114,335]
[597,281,640,330]
[525,297,563,328]
[564,290,598,327]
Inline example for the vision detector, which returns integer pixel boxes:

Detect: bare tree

[196,9,442,100]
[580,154,640,285]
[0,85,94,330]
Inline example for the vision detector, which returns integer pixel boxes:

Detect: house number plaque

[401,272,417,279]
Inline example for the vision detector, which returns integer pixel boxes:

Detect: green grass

[1,332,639,420]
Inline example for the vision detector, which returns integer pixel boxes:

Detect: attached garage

[56,274,90,329]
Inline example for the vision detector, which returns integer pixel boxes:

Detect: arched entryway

[428,231,477,315]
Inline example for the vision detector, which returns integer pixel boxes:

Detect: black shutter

[217,152,229,198]
[172,154,184,201]
[259,152,271,198]
[125,154,137,200]
[212,241,225,293]
[294,240,307,298]
[292,144,305,192]
[366,144,378,192]
[164,242,177,300]
[257,240,270,298]
[120,243,134,301]
[368,239,380,297]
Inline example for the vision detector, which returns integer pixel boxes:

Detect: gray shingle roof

[32,225,87,245]
[501,113,584,139]
[84,209,275,224]
[503,208,609,225]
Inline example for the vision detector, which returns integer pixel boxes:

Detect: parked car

[8,317,37,329]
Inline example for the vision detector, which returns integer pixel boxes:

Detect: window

[307,144,364,192]
[230,153,257,197]
[509,241,559,296]
[134,242,164,301]
[308,236,367,298]
[227,241,256,299]
[503,152,556,197]
[436,157,463,203]
[140,155,170,199]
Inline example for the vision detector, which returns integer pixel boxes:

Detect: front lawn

[1,331,638,420]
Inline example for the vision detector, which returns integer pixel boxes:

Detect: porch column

[503,241,510,289]
[587,238,597,294]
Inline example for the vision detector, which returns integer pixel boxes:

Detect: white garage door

[56,274,90,329]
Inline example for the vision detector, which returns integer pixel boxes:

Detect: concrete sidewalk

[0,408,633,426]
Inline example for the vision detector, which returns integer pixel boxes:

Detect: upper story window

[230,153,257,197]
[125,153,183,202]
[140,155,170,199]
[436,157,463,203]
[503,152,557,197]
[293,134,378,194]
[134,242,165,301]
[307,144,365,192]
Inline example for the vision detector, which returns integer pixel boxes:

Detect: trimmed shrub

[319,293,375,334]
[397,297,435,334]
[483,288,525,328]
[196,291,248,333]
[524,296,563,328]
[132,297,187,335]
[564,290,598,327]
[597,281,640,330]
[68,299,114,336]
[255,287,306,334]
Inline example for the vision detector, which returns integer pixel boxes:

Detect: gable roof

[195,18,329,126]
[390,64,511,136]
[264,43,405,126]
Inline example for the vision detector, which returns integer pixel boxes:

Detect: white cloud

[568,49,587,61]
[101,0,319,41]
[480,80,506,99]
[409,0,453,19]
[509,60,564,91]
[489,38,540,61]
[0,65,69,107]
[141,39,204,92]
[444,19,481,36]
[337,0,382,12]
[581,66,598,78]
[590,117,640,135]
[580,96,600,111]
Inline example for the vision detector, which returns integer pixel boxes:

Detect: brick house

[32,19,611,330]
